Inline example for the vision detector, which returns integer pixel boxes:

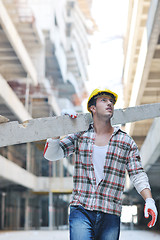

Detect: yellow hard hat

[87,88,118,112]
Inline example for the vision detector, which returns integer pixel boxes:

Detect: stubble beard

[96,111,113,123]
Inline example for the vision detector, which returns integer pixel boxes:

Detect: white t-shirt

[92,145,108,185]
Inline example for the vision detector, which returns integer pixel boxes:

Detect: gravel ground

[0,230,159,240]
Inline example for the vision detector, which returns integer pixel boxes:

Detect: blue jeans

[69,205,120,240]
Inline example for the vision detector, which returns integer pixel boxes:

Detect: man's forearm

[140,188,152,201]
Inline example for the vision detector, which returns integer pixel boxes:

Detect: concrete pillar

[53,205,56,228]
[24,193,30,230]
[53,162,56,177]
[60,159,63,177]
[26,143,31,172]
[1,192,6,229]
[29,47,45,83]
[48,191,53,230]
[25,78,30,112]
[16,194,21,230]
[39,197,43,228]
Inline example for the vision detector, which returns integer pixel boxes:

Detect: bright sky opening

[85,0,129,109]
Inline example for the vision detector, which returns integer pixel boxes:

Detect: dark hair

[88,98,96,108]
[88,98,97,116]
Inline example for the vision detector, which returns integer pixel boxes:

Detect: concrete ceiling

[123,0,160,149]
[123,0,160,201]
[0,0,53,122]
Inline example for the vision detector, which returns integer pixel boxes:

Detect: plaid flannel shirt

[59,123,144,216]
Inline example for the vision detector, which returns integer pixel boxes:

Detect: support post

[1,192,6,229]
[48,191,53,230]
[16,193,21,230]
[26,143,31,172]
[24,193,30,230]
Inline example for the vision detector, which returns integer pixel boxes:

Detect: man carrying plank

[44,88,157,240]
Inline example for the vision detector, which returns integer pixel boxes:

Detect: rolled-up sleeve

[126,140,144,176]
[130,172,151,194]
[126,139,151,194]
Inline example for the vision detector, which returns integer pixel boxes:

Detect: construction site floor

[0,230,159,240]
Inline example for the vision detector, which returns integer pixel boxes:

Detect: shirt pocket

[115,142,130,162]
[78,139,93,154]
[77,139,93,169]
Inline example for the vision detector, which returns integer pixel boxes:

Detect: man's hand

[61,109,77,119]
[144,198,158,228]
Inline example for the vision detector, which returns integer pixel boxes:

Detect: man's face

[91,95,114,119]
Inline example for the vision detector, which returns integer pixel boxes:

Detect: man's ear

[90,105,96,113]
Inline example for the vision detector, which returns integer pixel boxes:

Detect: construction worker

[44,88,158,240]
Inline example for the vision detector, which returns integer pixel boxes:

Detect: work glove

[61,109,77,119]
[144,198,158,228]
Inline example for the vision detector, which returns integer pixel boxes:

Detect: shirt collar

[113,126,121,135]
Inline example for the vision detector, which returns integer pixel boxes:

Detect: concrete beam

[0,0,38,85]
[32,21,45,47]
[140,117,160,171]
[148,72,160,79]
[0,115,9,123]
[131,119,153,136]
[123,0,145,96]
[126,0,160,135]
[36,177,73,193]
[150,59,160,71]
[0,103,160,147]
[0,155,73,192]
[129,0,160,107]
[0,155,37,189]
[141,96,160,103]
[0,75,32,122]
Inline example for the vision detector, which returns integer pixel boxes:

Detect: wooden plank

[0,103,160,147]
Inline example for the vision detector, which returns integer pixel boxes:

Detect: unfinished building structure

[123,0,160,229]
[0,0,96,230]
